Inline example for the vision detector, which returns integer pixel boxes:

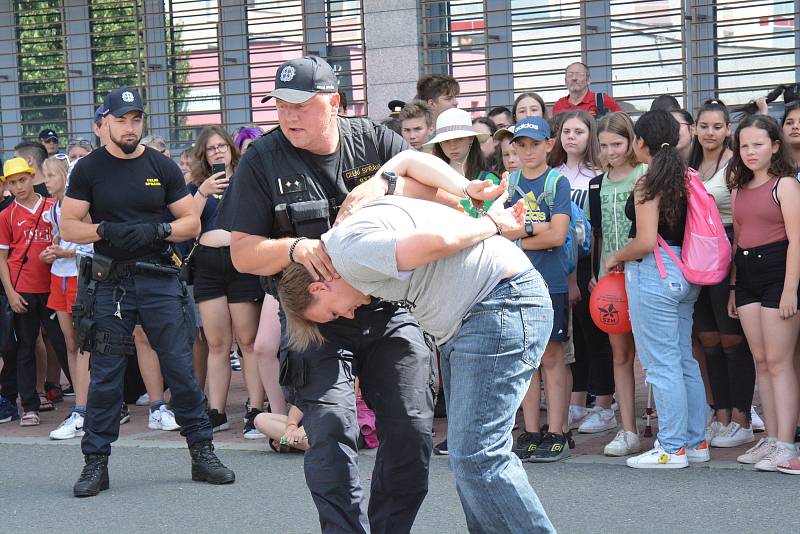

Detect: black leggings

[704,343,755,415]
[570,259,614,396]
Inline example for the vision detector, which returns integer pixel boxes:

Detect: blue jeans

[440,269,555,534]
[625,247,705,453]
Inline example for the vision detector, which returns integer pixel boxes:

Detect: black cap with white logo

[103,88,145,118]
[261,56,339,104]
[38,129,58,142]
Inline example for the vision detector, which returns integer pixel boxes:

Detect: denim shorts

[734,240,794,309]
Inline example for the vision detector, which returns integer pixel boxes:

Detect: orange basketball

[589,272,632,335]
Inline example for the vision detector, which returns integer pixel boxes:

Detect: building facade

[1,0,798,157]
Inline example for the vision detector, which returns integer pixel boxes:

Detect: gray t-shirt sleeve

[323,222,404,295]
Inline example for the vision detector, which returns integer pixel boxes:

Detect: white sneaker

[49,412,84,440]
[737,437,776,464]
[711,422,755,448]
[750,407,765,432]
[148,405,180,431]
[627,445,689,469]
[578,407,617,434]
[705,420,724,444]
[754,443,797,472]
[706,405,715,427]
[135,393,150,406]
[686,440,711,463]
[568,405,590,430]
[604,430,641,456]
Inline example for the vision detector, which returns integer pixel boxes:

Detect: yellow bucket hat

[1,157,36,182]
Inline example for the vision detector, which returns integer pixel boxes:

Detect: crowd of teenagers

[2,59,800,484]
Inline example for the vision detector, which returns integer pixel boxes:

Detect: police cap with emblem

[388,100,406,117]
[103,88,145,118]
[261,56,339,104]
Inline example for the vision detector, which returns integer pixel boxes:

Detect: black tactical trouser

[81,272,212,455]
[282,301,434,534]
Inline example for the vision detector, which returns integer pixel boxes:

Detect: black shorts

[694,279,742,336]
[192,245,264,304]
[549,292,569,342]
[734,240,794,309]
[695,229,741,335]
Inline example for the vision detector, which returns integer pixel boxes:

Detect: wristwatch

[156,222,172,241]
[382,171,398,196]
[525,220,534,237]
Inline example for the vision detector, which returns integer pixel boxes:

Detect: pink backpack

[654,168,731,285]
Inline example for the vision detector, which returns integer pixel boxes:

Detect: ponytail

[634,110,688,228]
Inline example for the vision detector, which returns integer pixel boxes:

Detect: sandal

[268,439,304,454]
[20,411,40,426]
[38,395,55,412]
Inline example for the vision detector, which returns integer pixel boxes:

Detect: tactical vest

[251,117,384,239]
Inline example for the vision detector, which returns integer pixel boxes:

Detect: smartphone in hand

[211,163,226,175]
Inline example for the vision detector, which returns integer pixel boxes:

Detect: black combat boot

[73,454,109,497]
[189,440,235,484]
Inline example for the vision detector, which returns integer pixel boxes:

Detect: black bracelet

[288,237,307,263]
[729,284,736,291]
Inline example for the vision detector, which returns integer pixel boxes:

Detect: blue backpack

[508,168,592,273]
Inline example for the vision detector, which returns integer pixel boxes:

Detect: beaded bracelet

[288,237,307,263]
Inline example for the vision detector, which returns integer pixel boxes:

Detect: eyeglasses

[205,143,229,155]
[565,72,588,78]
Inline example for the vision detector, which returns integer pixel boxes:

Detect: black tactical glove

[117,223,160,250]
[96,221,130,249]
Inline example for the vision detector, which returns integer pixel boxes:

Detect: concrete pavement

[1,440,797,534]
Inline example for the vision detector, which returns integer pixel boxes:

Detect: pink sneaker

[776,454,800,475]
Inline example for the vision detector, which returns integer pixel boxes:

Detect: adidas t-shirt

[0,195,56,294]
[508,167,572,293]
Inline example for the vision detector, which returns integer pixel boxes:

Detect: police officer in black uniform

[220,57,434,533]
[61,88,234,497]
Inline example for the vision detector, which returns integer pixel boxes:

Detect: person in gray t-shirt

[323,195,530,344]
[278,150,556,533]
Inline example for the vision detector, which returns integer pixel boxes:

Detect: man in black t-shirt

[220,56,433,534]
[60,88,234,498]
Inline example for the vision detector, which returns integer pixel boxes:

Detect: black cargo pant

[81,272,212,455]
[282,300,434,534]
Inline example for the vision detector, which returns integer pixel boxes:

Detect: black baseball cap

[261,56,339,104]
[38,129,58,142]
[94,104,106,126]
[103,88,145,118]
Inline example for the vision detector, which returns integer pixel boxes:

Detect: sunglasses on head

[68,138,92,147]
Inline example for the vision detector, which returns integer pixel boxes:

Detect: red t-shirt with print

[0,196,56,294]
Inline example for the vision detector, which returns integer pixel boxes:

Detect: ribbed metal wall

[421,0,800,115]
[0,0,366,156]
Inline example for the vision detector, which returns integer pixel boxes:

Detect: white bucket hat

[493,124,515,142]
[424,108,490,146]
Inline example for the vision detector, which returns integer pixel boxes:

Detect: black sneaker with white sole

[243,409,265,439]
[527,432,570,463]
[119,403,131,425]
[512,431,543,460]
[433,439,448,455]
[207,409,230,432]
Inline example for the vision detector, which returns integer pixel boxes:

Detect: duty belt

[106,256,181,279]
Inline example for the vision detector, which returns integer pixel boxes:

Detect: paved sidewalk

[0,359,763,467]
